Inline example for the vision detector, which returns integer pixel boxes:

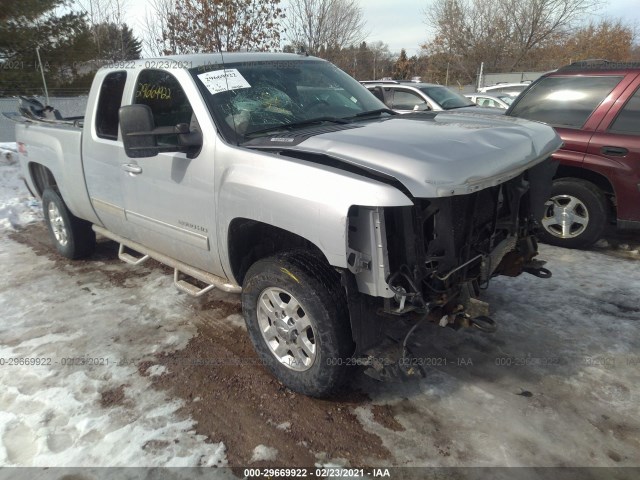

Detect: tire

[241,250,354,397]
[538,178,607,249]
[42,188,96,259]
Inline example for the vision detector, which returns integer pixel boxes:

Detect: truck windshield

[189,59,387,143]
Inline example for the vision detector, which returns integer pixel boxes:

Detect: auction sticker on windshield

[197,69,251,95]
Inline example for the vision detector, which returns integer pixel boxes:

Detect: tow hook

[469,315,498,333]
[524,265,552,278]
[522,258,552,279]
[445,313,498,333]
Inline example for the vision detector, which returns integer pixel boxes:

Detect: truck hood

[281,113,562,198]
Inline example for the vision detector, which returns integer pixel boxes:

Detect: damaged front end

[345,157,557,366]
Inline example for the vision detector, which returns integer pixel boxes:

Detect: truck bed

[14,119,99,226]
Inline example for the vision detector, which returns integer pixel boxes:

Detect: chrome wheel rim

[47,202,68,246]
[542,194,589,239]
[257,287,316,371]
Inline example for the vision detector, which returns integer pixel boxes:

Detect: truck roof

[99,52,321,71]
[555,59,640,74]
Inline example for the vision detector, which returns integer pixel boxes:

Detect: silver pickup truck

[15,53,561,396]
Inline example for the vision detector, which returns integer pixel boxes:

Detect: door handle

[121,163,143,174]
[601,146,629,156]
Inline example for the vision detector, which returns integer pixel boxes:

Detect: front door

[121,68,224,277]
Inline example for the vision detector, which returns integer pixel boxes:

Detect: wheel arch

[228,218,329,286]
[28,162,58,198]
[553,166,616,219]
[554,165,615,196]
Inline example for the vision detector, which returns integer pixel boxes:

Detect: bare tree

[285,0,367,54]
[500,0,603,68]
[74,0,130,58]
[424,0,604,77]
[163,0,284,54]
[140,0,177,56]
[551,18,636,64]
[368,41,393,79]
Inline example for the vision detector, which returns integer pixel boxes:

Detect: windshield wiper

[348,108,397,118]
[246,117,350,137]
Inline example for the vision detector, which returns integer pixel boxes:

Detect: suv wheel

[539,178,607,249]
[42,188,96,259]
[241,250,354,397]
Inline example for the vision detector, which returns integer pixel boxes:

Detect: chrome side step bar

[174,269,216,297]
[93,225,241,294]
[118,244,150,265]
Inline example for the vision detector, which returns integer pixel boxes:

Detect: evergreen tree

[0,0,91,96]
[92,23,142,61]
[392,49,412,80]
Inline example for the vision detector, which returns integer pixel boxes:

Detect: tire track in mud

[139,287,393,468]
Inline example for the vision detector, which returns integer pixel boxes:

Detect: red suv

[507,60,640,248]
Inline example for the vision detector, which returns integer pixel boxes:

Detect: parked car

[361,80,502,113]
[14,53,561,396]
[465,93,514,109]
[478,82,530,97]
[507,60,640,248]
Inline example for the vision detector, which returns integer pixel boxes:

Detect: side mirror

[413,103,431,112]
[175,123,203,148]
[119,104,159,158]
[119,105,203,159]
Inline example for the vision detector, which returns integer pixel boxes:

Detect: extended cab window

[609,87,640,135]
[134,70,194,145]
[95,71,126,140]
[509,75,622,128]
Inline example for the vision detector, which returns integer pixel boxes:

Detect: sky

[129,0,640,57]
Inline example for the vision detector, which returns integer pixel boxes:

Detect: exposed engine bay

[346,157,557,363]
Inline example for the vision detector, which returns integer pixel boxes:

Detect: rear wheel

[538,178,607,249]
[241,250,354,397]
[42,188,95,259]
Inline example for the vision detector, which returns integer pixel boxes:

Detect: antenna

[35,47,50,105]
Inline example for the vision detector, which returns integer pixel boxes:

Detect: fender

[215,143,413,281]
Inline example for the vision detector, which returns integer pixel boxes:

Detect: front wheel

[538,178,607,249]
[241,250,354,397]
[42,188,95,259]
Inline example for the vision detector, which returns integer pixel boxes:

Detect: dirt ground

[6,222,640,471]
[8,223,394,468]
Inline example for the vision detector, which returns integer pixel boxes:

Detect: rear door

[83,70,130,235]
[587,76,640,223]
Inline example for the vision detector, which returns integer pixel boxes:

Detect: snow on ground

[355,243,640,466]
[0,144,638,469]
[0,142,42,230]
[0,238,232,468]
[250,445,279,463]
[0,152,231,469]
